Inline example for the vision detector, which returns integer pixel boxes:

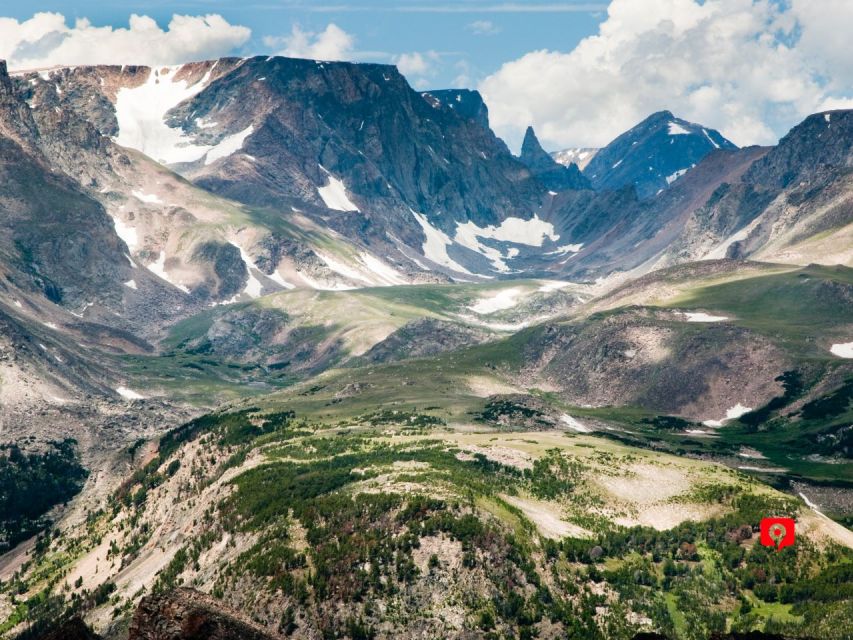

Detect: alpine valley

[0,55,850,640]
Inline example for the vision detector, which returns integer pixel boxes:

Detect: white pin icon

[769,522,787,548]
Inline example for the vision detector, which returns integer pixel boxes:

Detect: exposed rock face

[519,308,791,420]
[127,589,277,640]
[4,56,850,293]
[421,88,491,130]
[662,110,853,265]
[545,145,771,278]
[0,135,130,310]
[583,110,737,199]
[519,126,591,192]
[173,57,544,237]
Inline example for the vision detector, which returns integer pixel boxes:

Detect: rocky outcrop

[519,126,590,192]
[127,589,276,640]
[421,88,491,130]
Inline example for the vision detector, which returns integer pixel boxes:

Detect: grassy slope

[5,406,850,639]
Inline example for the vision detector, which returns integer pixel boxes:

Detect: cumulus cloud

[264,23,355,61]
[392,51,440,89]
[0,12,251,70]
[479,0,853,151]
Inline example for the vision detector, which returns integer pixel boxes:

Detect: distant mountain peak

[583,111,737,198]
[519,125,590,192]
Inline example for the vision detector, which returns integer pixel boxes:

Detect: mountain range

[0,54,850,639]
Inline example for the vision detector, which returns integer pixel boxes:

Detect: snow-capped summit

[551,147,598,171]
[583,110,737,199]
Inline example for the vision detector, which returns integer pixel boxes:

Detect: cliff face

[170,57,545,236]
[519,126,591,192]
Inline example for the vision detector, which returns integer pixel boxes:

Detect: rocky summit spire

[519,125,590,192]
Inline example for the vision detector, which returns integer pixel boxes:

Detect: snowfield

[410,209,471,275]
[146,251,189,293]
[114,64,255,167]
[359,253,408,286]
[230,243,263,298]
[668,121,690,135]
[830,341,853,358]
[111,215,138,250]
[454,215,559,272]
[114,66,214,165]
[318,166,360,211]
[132,190,163,205]
[560,414,592,432]
[702,403,752,428]
[205,126,254,165]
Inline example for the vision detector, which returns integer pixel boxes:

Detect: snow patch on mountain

[668,122,691,135]
[681,312,729,322]
[545,243,583,256]
[410,209,472,275]
[560,414,591,432]
[454,215,559,272]
[111,215,138,250]
[702,403,752,427]
[116,386,145,400]
[114,66,214,165]
[146,251,189,293]
[205,125,254,165]
[830,341,853,358]
[665,168,688,185]
[267,270,295,290]
[230,243,263,298]
[551,147,597,170]
[317,252,372,285]
[359,253,407,286]
[318,166,360,211]
[703,218,761,260]
[702,129,720,148]
[132,190,163,204]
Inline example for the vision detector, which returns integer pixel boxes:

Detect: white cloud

[479,0,853,151]
[0,12,251,70]
[392,51,440,89]
[468,20,502,35]
[264,23,355,61]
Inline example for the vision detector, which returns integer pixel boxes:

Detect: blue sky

[0,1,607,89]
[0,1,851,152]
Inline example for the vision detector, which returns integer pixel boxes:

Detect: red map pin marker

[760,517,795,551]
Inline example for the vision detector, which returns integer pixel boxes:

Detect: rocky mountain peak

[519,125,590,192]
[743,109,853,188]
[583,110,737,199]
